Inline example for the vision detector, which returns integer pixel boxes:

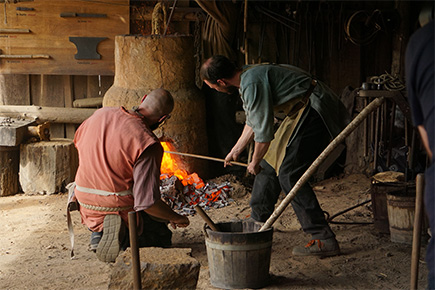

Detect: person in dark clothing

[405,19,434,289]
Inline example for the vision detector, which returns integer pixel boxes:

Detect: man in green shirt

[200,55,349,257]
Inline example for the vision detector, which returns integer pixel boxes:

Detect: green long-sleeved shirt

[240,64,349,143]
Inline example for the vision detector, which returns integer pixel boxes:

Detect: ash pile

[160,173,234,216]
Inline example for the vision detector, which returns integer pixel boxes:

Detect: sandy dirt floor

[0,173,429,289]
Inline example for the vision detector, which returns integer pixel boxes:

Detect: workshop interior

[0,1,434,290]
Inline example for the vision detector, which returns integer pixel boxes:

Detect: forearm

[144,199,183,222]
[233,124,255,154]
[251,142,270,164]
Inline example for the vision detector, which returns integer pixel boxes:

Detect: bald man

[73,88,189,263]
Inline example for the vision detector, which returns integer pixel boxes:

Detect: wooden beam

[0,105,95,124]
[73,97,103,108]
[131,6,205,22]
[64,75,76,138]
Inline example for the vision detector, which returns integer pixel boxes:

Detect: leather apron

[263,79,317,173]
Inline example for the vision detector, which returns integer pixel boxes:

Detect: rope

[78,201,132,212]
[151,1,167,35]
[370,72,406,91]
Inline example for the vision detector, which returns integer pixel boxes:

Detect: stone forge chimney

[103,35,208,177]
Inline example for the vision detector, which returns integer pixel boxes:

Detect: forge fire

[159,142,234,215]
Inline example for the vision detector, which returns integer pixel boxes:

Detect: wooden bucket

[386,187,428,244]
[370,172,406,234]
[204,221,273,289]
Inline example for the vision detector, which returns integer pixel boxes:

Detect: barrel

[204,220,273,289]
[386,188,428,244]
[370,172,406,234]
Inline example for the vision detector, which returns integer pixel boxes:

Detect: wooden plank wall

[0,0,126,139]
[0,0,129,75]
[0,74,113,139]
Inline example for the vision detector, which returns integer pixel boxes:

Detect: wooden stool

[20,138,78,194]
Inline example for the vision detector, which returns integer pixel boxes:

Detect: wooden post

[64,75,76,139]
[410,174,425,290]
[0,146,19,196]
[128,211,142,290]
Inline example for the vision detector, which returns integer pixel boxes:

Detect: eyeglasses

[158,114,171,126]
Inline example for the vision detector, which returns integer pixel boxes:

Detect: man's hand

[169,215,190,229]
[247,159,262,175]
[224,148,240,167]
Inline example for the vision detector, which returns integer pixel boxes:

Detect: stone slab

[109,247,200,290]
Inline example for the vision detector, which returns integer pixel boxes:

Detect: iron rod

[164,151,248,167]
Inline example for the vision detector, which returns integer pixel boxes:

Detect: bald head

[139,88,174,120]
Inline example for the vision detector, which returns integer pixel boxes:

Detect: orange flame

[161,142,189,180]
[160,142,205,188]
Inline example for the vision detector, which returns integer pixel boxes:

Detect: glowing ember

[159,141,233,215]
[160,142,204,188]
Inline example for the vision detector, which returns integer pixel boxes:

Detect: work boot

[90,231,103,252]
[96,215,124,263]
[292,238,340,257]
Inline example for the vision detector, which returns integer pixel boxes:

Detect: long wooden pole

[410,173,425,290]
[259,97,385,231]
[164,150,248,167]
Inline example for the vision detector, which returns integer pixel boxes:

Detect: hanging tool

[16,7,34,11]
[60,12,107,18]
[0,52,49,59]
[0,28,30,33]
[164,150,248,167]
[259,97,386,231]
[69,37,107,60]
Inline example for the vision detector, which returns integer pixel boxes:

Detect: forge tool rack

[319,89,421,226]
[358,89,420,179]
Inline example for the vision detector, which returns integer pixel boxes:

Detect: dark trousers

[123,211,172,249]
[250,108,335,240]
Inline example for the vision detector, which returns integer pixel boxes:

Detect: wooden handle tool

[194,205,220,232]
